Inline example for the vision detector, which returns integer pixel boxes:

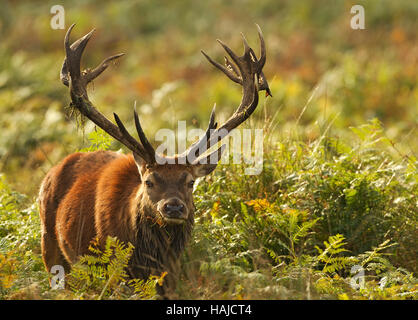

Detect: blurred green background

[0,0,417,196]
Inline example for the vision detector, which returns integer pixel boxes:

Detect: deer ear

[133,152,147,178]
[191,144,226,177]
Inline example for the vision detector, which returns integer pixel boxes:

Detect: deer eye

[145,180,154,188]
[188,180,195,188]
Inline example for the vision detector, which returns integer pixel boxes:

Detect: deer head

[60,24,270,225]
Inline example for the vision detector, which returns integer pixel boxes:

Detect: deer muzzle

[158,198,188,224]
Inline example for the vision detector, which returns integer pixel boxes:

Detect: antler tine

[61,24,79,87]
[255,23,266,72]
[217,39,240,68]
[61,24,126,91]
[185,25,270,163]
[224,56,240,80]
[201,50,241,84]
[85,53,125,84]
[178,104,217,163]
[240,32,251,57]
[61,24,155,164]
[61,24,95,89]
[133,108,156,163]
[112,112,152,163]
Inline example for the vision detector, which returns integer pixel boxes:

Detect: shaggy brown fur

[39,150,199,297]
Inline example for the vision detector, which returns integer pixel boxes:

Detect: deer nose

[163,200,185,217]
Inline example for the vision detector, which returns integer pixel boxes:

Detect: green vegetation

[0,0,416,299]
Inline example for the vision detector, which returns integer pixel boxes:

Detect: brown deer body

[39,151,196,292]
[39,24,270,297]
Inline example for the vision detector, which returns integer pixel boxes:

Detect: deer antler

[60,24,156,164]
[61,24,270,166]
[181,24,271,164]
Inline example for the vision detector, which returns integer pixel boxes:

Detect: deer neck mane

[129,200,195,279]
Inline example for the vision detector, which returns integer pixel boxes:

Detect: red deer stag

[39,24,270,297]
